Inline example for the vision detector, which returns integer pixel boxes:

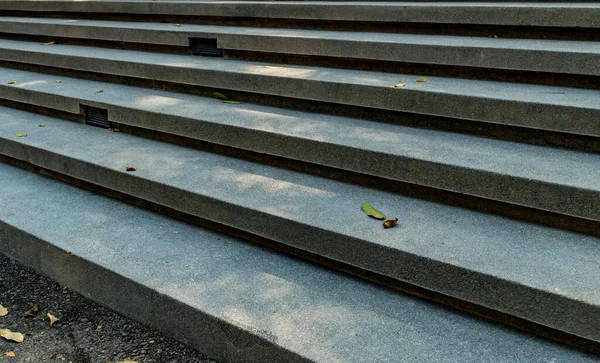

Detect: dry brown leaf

[488,34,499,39]
[24,304,40,317]
[394,82,405,88]
[0,305,7,317]
[222,100,241,104]
[416,78,427,83]
[47,313,59,328]
[126,167,136,172]
[383,218,398,229]
[174,24,181,27]
[5,351,15,358]
[7,80,16,85]
[108,128,121,132]
[42,41,56,45]
[0,329,24,343]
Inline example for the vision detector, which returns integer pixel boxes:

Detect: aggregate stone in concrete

[0,67,599,221]
[0,162,598,363]
[0,106,599,342]
[1,17,600,76]
[0,39,599,137]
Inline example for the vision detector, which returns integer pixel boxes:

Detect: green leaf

[212,92,228,101]
[361,201,385,220]
[15,133,27,137]
[222,100,241,104]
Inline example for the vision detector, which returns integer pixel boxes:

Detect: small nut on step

[126,167,136,172]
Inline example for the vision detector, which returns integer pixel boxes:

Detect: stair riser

[1,23,600,77]
[0,84,598,222]
[1,48,598,138]
[0,137,598,343]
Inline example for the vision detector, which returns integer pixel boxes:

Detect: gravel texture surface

[0,253,218,363]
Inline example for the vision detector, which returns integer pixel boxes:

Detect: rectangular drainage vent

[83,105,111,129]
[190,38,223,57]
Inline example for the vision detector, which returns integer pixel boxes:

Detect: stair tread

[0,1,599,28]
[1,162,597,363]
[0,17,600,53]
[2,17,600,70]
[1,67,599,220]
[1,39,599,136]
[1,106,599,341]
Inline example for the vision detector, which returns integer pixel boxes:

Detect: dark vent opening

[190,38,223,57]
[83,105,111,129]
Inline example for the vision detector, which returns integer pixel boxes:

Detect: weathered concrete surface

[1,67,599,220]
[2,18,600,75]
[2,163,598,363]
[0,40,599,137]
[0,1,599,28]
[1,106,599,342]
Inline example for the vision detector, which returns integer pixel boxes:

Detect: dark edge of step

[1,61,598,155]
[1,97,598,238]
[2,154,599,357]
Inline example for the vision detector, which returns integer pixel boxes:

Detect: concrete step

[2,18,600,76]
[1,39,599,137]
[0,1,599,30]
[1,67,599,222]
[2,162,598,363]
[1,106,599,343]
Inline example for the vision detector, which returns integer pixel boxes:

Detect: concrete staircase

[0,1,598,362]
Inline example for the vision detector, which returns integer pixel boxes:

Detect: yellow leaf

[5,351,15,358]
[47,313,59,328]
[7,80,16,84]
[488,34,499,39]
[212,92,228,101]
[416,78,427,83]
[174,24,181,27]
[0,329,24,343]
[42,41,56,45]
[0,305,7,317]
[383,218,399,229]
[15,133,27,137]
[96,89,104,93]
[222,100,241,104]
[361,201,385,220]
[55,80,61,83]
[39,124,45,128]
[394,82,405,88]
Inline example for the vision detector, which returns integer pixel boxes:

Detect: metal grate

[83,105,111,129]
[190,38,223,57]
